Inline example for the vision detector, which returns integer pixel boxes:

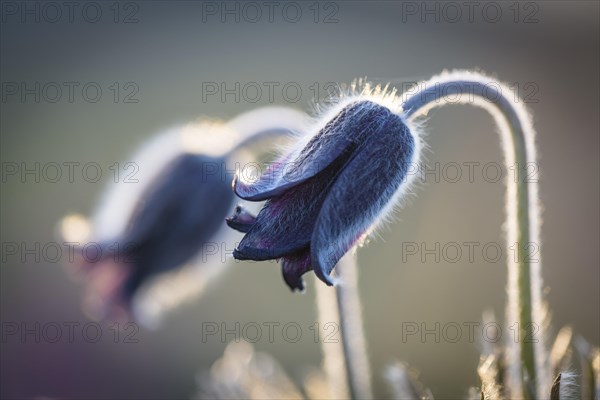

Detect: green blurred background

[1,1,598,399]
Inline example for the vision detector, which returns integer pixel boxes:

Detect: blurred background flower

[59,107,308,328]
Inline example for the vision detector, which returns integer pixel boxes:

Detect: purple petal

[226,205,256,233]
[311,111,415,286]
[234,152,352,261]
[233,101,385,201]
[120,154,234,297]
[281,250,312,292]
[233,151,298,201]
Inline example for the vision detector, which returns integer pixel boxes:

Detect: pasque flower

[228,96,420,291]
[107,153,234,301]
[62,107,308,323]
[67,123,236,323]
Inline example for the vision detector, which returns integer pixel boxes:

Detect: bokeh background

[1,1,598,399]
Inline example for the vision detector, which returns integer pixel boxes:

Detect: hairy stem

[335,252,374,399]
[226,106,309,156]
[401,71,547,399]
[315,274,351,399]
[315,252,373,399]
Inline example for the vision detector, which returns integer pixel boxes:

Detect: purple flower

[76,153,234,320]
[62,109,310,323]
[116,153,235,299]
[227,100,419,291]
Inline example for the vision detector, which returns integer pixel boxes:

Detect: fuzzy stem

[335,252,374,399]
[315,274,351,399]
[401,71,547,399]
[315,252,373,399]
[225,106,309,156]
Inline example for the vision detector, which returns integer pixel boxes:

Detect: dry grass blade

[478,355,503,400]
[466,386,482,400]
[385,362,433,400]
[550,374,561,400]
[303,369,335,400]
[550,327,574,377]
[195,341,304,400]
[574,336,598,400]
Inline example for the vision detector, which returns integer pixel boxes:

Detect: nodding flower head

[79,152,234,323]
[115,153,235,299]
[228,93,421,291]
[64,108,309,324]
[63,120,240,324]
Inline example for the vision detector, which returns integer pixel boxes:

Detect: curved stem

[225,106,309,157]
[401,71,547,399]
